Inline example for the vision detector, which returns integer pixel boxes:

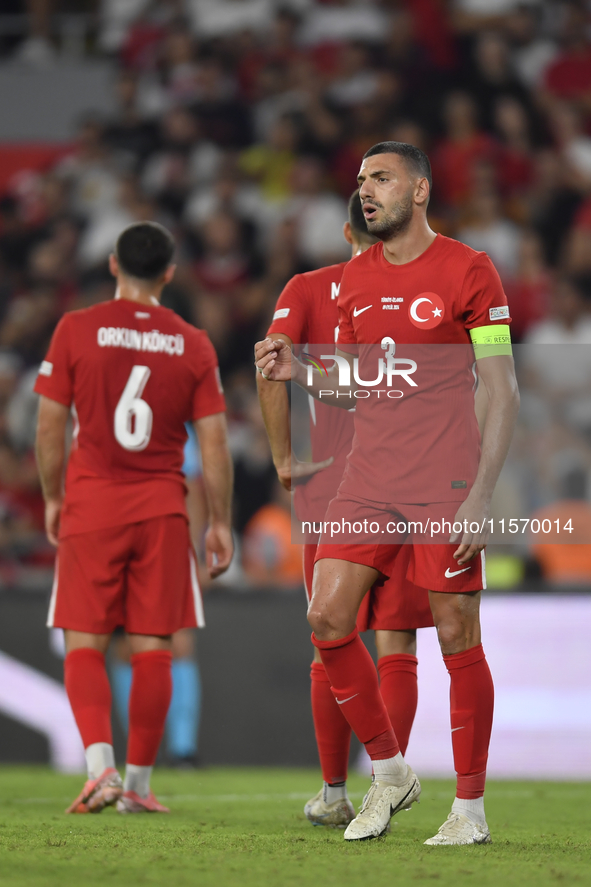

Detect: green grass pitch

[0,767,589,887]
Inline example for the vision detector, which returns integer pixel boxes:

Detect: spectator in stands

[141,107,216,218]
[184,168,264,233]
[457,187,522,279]
[240,114,300,203]
[327,41,379,109]
[192,57,253,148]
[504,230,552,341]
[189,210,265,370]
[468,30,533,133]
[281,155,348,266]
[493,96,536,208]
[431,91,497,211]
[0,196,45,289]
[541,1,591,111]
[242,480,303,588]
[56,116,122,223]
[523,277,591,437]
[104,71,160,170]
[547,101,591,190]
[506,3,558,90]
[528,147,583,267]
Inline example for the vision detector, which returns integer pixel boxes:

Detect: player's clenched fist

[254,337,293,381]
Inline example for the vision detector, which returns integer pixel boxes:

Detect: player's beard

[366,193,414,240]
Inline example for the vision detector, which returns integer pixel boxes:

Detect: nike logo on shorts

[335,694,358,705]
[353,305,372,317]
[451,726,465,733]
[445,566,471,578]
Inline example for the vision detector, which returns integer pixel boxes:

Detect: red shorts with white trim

[48,515,203,634]
[303,542,433,630]
[314,493,486,593]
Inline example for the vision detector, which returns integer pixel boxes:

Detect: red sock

[64,648,112,748]
[443,643,494,799]
[310,661,351,784]
[312,629,399,761]
[378,654,418,757]
[127,650,173,766]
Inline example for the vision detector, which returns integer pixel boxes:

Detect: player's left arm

[453,253,520,564]
[35,395,70,546]
[256,333,334,489]
[452,354,520,561]
[194,412,234,579]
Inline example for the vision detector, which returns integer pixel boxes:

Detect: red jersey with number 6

[34,297,225,538]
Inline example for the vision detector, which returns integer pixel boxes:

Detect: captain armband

[469,324,512,360]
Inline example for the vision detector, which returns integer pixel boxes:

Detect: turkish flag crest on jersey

[408,292,445,329]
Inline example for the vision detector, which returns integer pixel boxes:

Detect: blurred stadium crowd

[1,0,591,589]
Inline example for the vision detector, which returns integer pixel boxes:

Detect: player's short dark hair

[363,141,432,192]
[115,222,175,280]
[348,189,374,240]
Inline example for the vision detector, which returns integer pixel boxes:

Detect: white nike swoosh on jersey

[451,726,465,733]
[445,566,471,578]
[353,305,372,317]
[335,694,358,705]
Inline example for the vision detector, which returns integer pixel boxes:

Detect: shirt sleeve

[461,252,512,330]
[33,315,74,406]
[267,274,309,344]
[191,332,226,420]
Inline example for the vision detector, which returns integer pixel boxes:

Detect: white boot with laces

[424,811,492,846]
[343,768,421,841]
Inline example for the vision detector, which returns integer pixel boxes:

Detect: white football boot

[424,811,492,845]
[304,788,355,828]
[343,769,421,840]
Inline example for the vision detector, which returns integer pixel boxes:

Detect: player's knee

[307,604,346,639]
[307,604,329,635]
[435,616,481,655]
[436,620,465,653]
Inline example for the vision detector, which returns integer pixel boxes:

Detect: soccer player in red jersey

[258,191,433,828]
[256,142,519,844]
[35,222,233,814]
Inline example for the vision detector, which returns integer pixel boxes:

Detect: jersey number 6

[114,365,153,451]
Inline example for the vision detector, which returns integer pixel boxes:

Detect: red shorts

[48,515,204,634]
[314,493,486,593]
[303,542,433,631]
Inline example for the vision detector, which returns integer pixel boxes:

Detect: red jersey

[336,234,511,504]
[267,262,354,524]
[34,297,225,538]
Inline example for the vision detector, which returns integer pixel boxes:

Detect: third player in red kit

[256,142,520,845]
[35,222,233,815]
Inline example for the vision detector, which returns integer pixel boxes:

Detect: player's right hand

[45,498,63,547]
[254,338,293,381]
[205,522,234,579]
[277,456,334,491]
